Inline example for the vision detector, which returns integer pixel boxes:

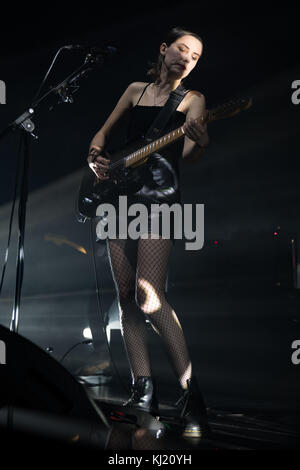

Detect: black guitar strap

[144,84,188,141]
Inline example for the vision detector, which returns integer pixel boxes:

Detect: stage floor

[81,377,300,450]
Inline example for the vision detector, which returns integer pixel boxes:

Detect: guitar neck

[124,112,210,169]
[110,95,252,170]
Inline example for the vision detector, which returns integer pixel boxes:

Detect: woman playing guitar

[87,26,210,439]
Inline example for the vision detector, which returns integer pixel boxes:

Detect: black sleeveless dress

[116,83,186,242]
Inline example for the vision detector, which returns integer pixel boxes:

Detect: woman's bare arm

[88,82,144,178]
[182,91,209,162]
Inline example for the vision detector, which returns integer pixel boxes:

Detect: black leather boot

[176,375,211,439]
[123,376,159,416]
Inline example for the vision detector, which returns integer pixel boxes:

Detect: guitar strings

[106,98,249,173]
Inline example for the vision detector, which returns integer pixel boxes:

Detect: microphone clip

[57,85,74,104]
[84,53,104,67]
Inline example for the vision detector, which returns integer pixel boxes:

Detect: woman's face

[160,34,203,80]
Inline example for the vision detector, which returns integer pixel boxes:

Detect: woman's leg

[136,237,192,390]
[107,238,151,381]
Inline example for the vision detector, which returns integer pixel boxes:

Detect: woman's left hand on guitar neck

[183,117,209,149]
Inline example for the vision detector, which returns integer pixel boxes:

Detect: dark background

[0,2,300,424]
[0,2,299,203]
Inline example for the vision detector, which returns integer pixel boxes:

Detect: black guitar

[76,96,252,219]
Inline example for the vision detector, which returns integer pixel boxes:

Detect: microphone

[64,44,117,56]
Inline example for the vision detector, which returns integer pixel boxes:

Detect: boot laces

[128,378,150,402]
[130,387,144,402]
[175,389,190,417]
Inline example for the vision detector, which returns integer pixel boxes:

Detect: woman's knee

[136,279,164,315]
[118,291,146,326]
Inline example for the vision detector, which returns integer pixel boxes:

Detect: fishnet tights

[106,237,192,390]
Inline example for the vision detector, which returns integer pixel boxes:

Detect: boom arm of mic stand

[0,52,107,334]
[32,53,102,109]
[0,53,104,143]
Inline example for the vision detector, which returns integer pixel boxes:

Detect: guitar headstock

[209,97,253,123]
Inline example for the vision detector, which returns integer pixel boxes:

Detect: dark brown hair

[147,26,203,83]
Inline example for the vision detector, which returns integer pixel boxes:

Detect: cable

[30,46,70,107]
[89,218,130,396]
[0,132,23,297]
[0,46,72,297]
[59,339,92,364]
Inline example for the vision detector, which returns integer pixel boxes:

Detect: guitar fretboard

[124,125,185,168]
[107,96,251,172]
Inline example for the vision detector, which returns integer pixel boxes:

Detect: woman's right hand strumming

[87,147,110,181]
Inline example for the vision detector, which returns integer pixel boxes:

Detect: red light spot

[214,240,218,245]
[110,416,121,421]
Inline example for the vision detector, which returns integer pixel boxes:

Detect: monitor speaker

[0,324,112,451]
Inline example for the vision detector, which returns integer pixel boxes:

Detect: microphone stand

[0,51,109,333]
